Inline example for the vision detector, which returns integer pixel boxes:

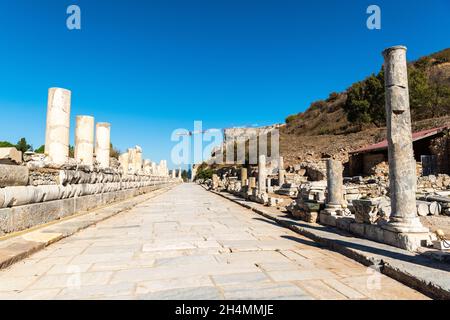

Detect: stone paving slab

[0,184,429,300]
[212,189,450,300]
[0,185,175,270]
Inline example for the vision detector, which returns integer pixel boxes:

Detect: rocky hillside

[281,48,450,166]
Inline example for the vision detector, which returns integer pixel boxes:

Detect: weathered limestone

[119,152,129,174]
[127,148,137,173]
[143,160,152,175]
[0,148,22,165]
[241,168,248,186]
[278,157,285,186]
[74,115,95,166]
[45,88,72,165]
[95,122,111,169]
[322,159,344,215]
[258,155,267,194]
[212,174,219,190]
[382,46,429,234]
[0,164,29,188]
[134,146,143,173]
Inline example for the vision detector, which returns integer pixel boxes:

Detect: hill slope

[281,48,450,166]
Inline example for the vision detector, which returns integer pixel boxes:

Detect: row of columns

[45,87,172,177]
[45,88,111,168]
[118,147,171,177]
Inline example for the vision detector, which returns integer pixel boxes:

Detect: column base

[381,217,429,234]
[321,204,345,216]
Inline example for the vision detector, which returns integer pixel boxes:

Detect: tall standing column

[45,88,71,165]
[382,46,428,233]
[323,159,344,215]
[74,115,94,166]
[278,156,285,186]
[95,122,111,169]
[258,155,267,194]
[241,167,248,186]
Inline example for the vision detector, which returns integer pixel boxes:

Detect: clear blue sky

[0,0,449,168]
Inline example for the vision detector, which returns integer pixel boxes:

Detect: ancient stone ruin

[0,87,178,236]
[203,46,450,253]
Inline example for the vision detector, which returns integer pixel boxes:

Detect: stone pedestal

[322,159,344,215]
[258,155,267,194]
[45,88,71,165]
[74,115,94,166]
[95,122,111,169]
[382,46,429,234]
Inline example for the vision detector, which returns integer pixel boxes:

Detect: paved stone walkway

[0,184,428,300]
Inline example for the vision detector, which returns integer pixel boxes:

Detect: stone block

[319,213,337,227]
[353,198,390,225]
[0,148,22,165]
[336,217,353,232]
[349,222,365,237]
[433,240,450,251]
[364,224,385,243]
[0,164,29,188]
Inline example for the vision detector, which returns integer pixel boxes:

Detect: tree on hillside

[16,138,32,154]
[409,66,433,119]
[35,145,45,154]
[110,143,121,159]
[343,71,385,127]
[0,141,15,148]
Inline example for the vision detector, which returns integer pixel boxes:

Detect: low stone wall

[0,182,175,236]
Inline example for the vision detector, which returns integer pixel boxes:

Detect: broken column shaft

[241,167,248,186]
[95,122,111,169]
[74,115,94,166]
[45,88,71,165]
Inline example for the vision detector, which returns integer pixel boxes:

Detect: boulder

[0,147,22,164]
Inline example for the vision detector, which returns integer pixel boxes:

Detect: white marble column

[74,115,94,166]
[323,159,344,215]
[95,122,111,168]
[258,155,267,194]
[45,88,71,165]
